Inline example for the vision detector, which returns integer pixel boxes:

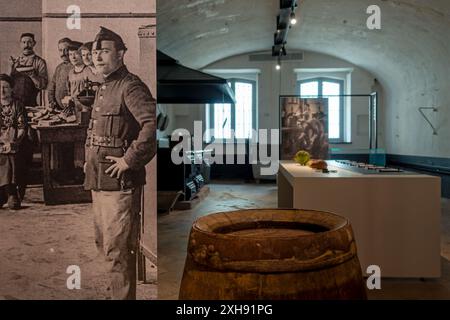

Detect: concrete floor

[158,180,450,300]
[0,187,157,300]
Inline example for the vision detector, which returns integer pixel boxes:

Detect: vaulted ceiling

[157,0,450,156]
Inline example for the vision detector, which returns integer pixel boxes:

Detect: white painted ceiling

[158,0,448,85]
[157,0,450,156]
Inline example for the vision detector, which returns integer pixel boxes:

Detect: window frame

[208,78,257,141]
[297,77,345,143]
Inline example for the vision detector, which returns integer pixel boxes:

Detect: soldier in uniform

[84,27,156,300]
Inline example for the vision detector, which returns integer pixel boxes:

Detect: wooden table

[278,160,441,278]
[34,124,92,205]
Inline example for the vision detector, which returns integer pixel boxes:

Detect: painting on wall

[280,97,329,160]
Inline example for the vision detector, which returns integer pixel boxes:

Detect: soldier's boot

[17,184,26,201]
[7,184,21,210]
[0,187,7,208]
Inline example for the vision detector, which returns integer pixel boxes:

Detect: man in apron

[10,33,48,107]
[10,33,49,201]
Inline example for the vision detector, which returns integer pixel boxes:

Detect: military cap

[20,33,35,40]
[0,74,14,87]
[93,26,127,51]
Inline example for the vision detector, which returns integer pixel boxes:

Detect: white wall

[162,50,379,152]
[382,52,450,159]
[42,0,155,83]
[158,104,202,139]
[42,0,155,14]
[0,0,42,74]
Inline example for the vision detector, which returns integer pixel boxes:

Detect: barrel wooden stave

[180,256,366,300]
[179,209,367,300]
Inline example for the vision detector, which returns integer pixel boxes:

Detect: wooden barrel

[179,209,367,300]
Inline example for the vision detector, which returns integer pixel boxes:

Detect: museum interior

[1,0,450,301]
[156,0,450,299]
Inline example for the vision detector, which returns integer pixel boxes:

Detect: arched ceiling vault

[158,0,450,155]
[159,0,449,88]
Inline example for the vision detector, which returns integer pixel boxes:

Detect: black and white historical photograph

[0,0,157,300]
[280,97,329,160]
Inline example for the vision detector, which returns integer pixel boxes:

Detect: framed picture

[280,96,329,160]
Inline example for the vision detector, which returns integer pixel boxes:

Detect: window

[207,79,256,141]
[298,78,344,142]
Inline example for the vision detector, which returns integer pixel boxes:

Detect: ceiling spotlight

[290,11,297,25]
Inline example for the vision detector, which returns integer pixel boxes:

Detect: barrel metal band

[189,242,357,273]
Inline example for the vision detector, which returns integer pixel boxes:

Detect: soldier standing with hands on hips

[84,27,156,300]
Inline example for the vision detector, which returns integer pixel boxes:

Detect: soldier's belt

[90,135,127,148]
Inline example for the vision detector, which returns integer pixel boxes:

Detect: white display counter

[277,160,441,278]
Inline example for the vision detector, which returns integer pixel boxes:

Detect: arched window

[298,77,344,142]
